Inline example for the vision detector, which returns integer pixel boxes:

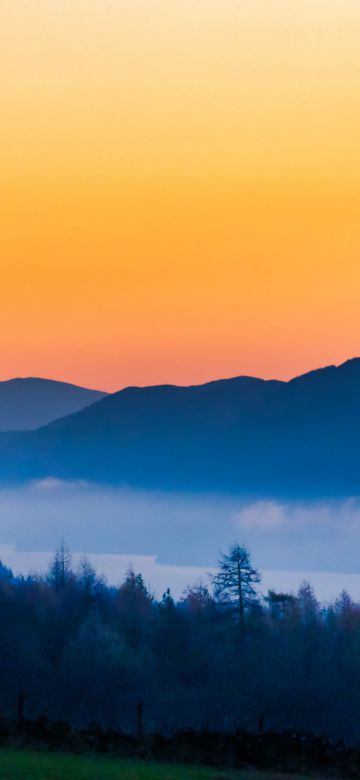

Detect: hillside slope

[0,378,107,431]
[0,359,359,496]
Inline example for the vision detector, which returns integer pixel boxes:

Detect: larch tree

[212,543,261,635]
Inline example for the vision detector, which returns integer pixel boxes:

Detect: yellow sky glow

[1,1,359,390]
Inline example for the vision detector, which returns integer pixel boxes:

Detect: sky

[1,1,360,391]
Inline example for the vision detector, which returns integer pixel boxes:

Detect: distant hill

[0,359,360,496]
[0,378,107,431]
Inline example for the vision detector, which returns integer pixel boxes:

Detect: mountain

[0,378,107,431]
[0,358,360,496]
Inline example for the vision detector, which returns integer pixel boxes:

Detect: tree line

[0,541,358,740]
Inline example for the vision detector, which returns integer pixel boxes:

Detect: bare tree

[212,542,260,634]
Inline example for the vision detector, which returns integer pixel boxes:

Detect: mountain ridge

[0,377,107,432]
[0,358,359,497]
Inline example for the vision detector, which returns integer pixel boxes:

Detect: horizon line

[0,356,359,395]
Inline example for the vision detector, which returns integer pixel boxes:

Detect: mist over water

[0,479,360,598]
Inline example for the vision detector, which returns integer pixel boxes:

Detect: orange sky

[1,1,360,391]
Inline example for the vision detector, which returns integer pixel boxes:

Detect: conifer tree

[212,542,260,634]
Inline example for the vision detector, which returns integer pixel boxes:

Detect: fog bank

[0,480,359,598]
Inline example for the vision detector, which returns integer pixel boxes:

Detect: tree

[116,567,154,652]
[48,540,73,592]
[0,560,13,581]
[181,582,214,618]
[78,557,98,608]
[265,590,297,622]
[297,581,320,626]
[212,543,260,634]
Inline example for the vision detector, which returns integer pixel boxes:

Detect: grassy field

[0,751,317,780]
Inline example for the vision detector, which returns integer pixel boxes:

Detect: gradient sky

[1,1,360,391]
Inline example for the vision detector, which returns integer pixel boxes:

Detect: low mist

[0,479,360,598]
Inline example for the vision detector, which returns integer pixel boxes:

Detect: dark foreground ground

[0,718,357,778]
[0,752,317,779]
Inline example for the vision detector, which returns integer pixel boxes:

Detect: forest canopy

[0,542,358,741]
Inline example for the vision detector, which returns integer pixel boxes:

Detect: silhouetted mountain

[0,359,360,496]
[0,378,107,431]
